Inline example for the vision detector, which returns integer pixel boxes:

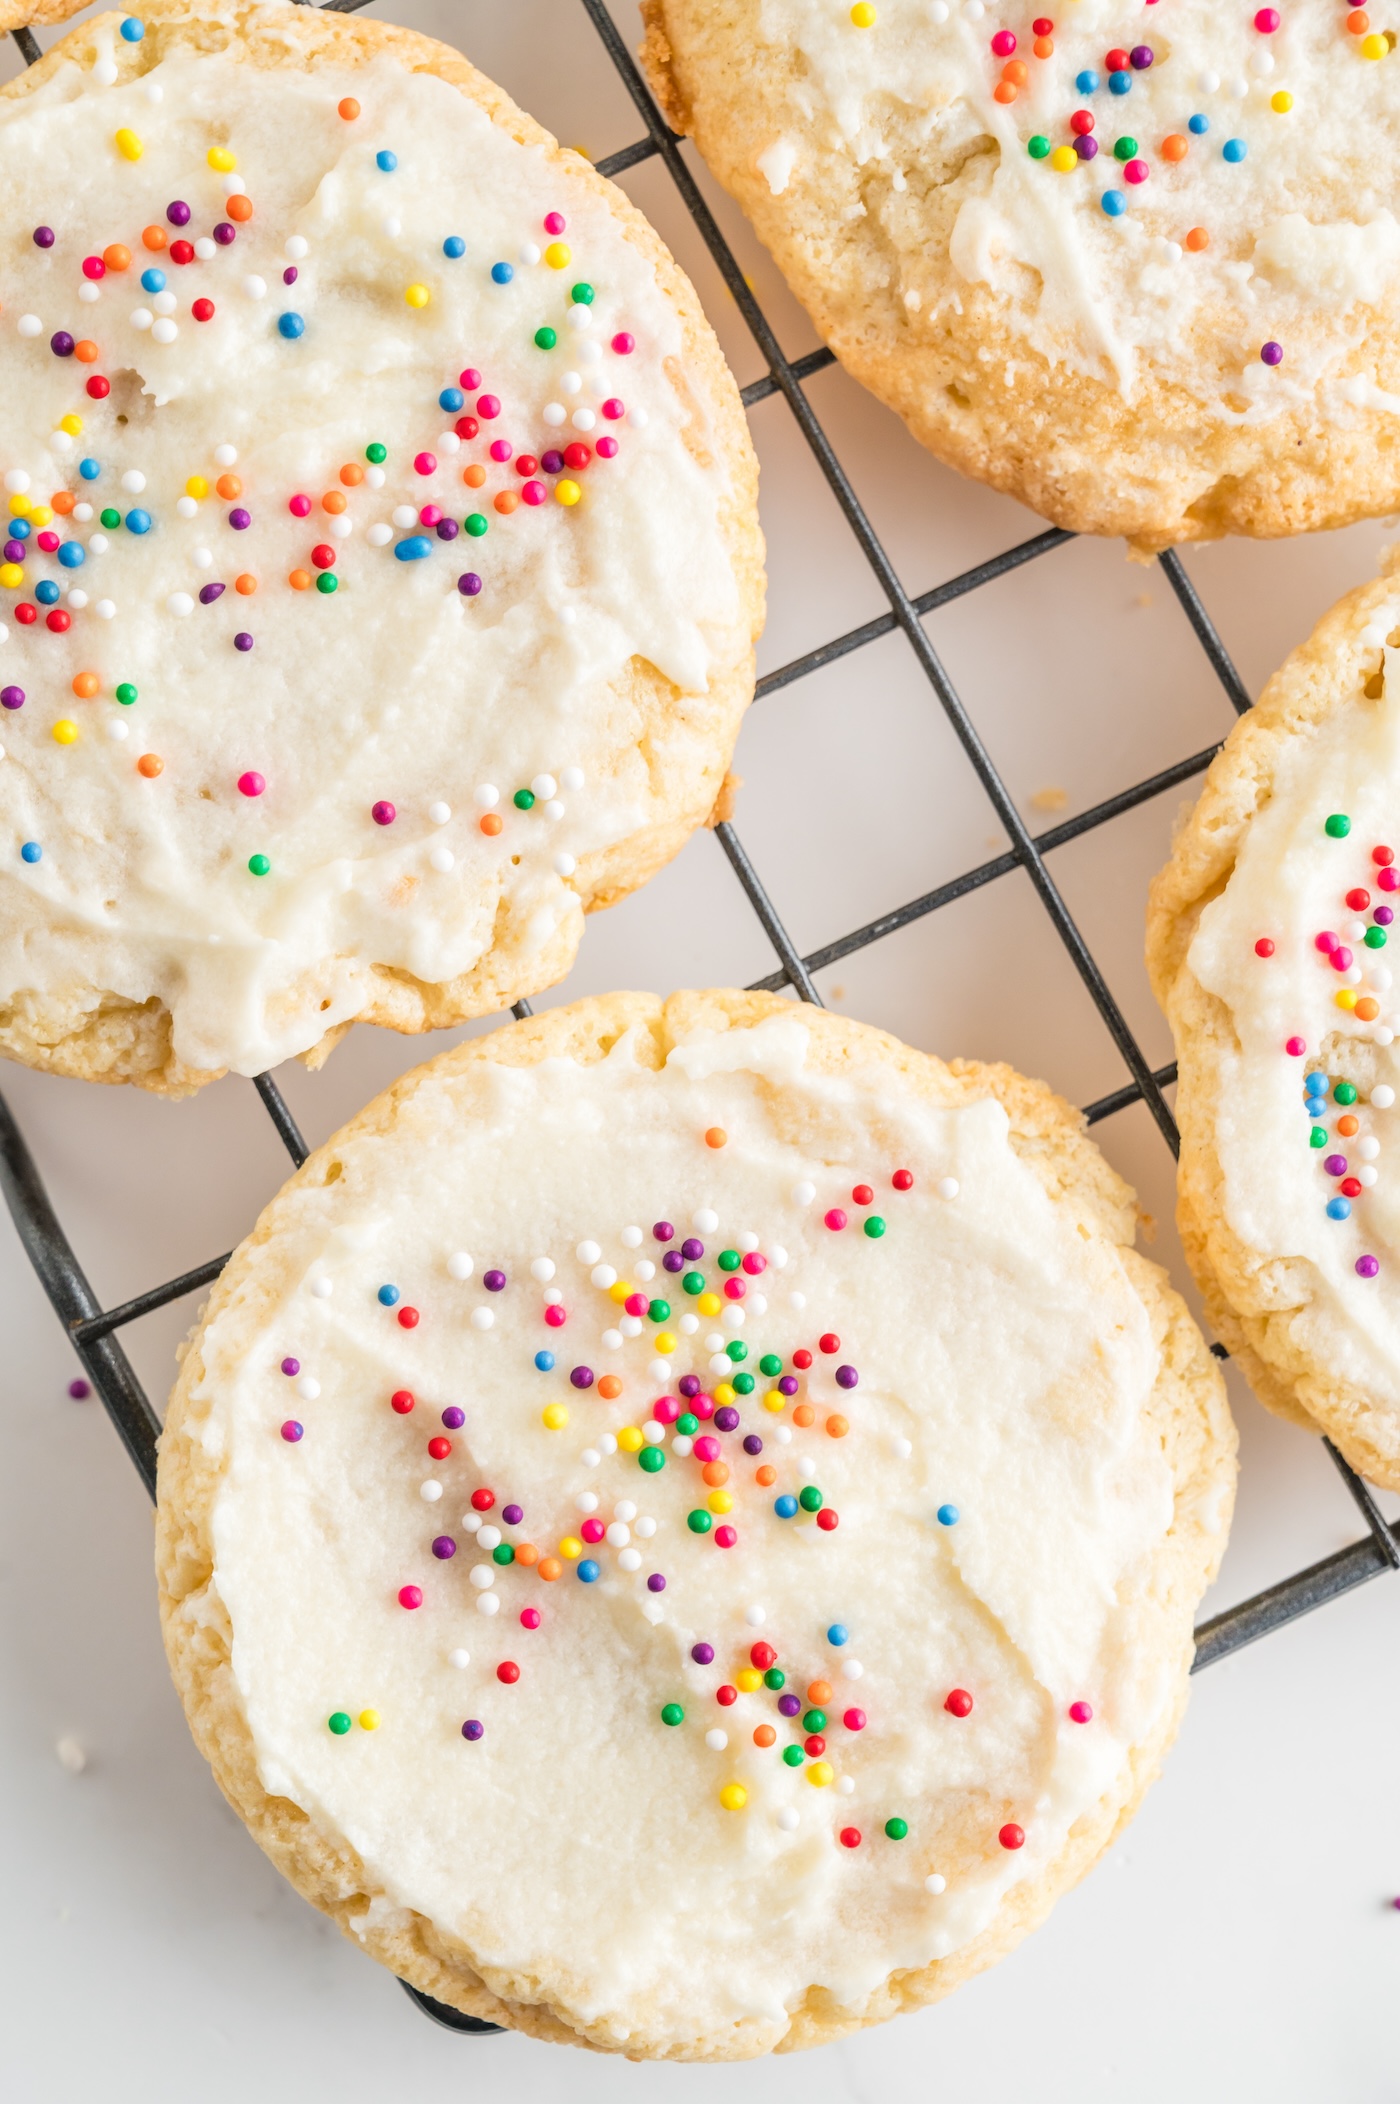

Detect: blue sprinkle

[1223,138,1247,162]
[443,235,466,259]
[376,149,397,172]
[1108,70,1131,94]
[1075,69,1099,94]
[1305,1072,1330,1097]
[534,1350,555,1371]
[826,1623,849,1647]
[119,16,145,41]
[79,458,100,481]
[1188,113,1209,135]
[140,268,166,294]
[57,542,85,569]
[1101,190,1127,218]
[35,580,60,605]
[20,841,41,864]
[394,535,433,562]
[439,387,465,413]
[377,1284,401,1306]
[277,311,305,339]
[490,261,514,285]
[577,1558,600,1583]
[1326,1197,1352,1220]
[125,509,151,534]
[936,1503,960,1527]
[774,1494,798,1519]
[8,518,30,541]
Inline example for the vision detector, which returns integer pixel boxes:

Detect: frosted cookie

[156,990,1234,2057]
[641,0,1400,550]
[1150,557,1400,1489]
[0,3,761,1094]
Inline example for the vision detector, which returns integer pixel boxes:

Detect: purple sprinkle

[647,1573,666,1593]
[167,200,191,226]
[441,1406,466,1430]
[371,801,396,826]
[4,542,25,565]
[198,581,225,604]
[234,632,254,651]
[742,1434,763,1456]
[50,332,74,358]
[777,1375,799,1397]
[1129,43,1153,67]
[1261,341,1283,367]
[541,449,565,475]
[436,518,459,540]
[777,1693,801,1718]
[283,266,298,286]
[1,686,25,711]
[457,572,482,597]
[1376,906,1394,926]
[68,1378,91,1400]
[32,226,55,249]
[1324,1155,1348,1177]
[662,1251,685,1273]
[690,1642,714,1665]
[462,1718,484,1741]
[281,1420,304,1443]
[281,1357,300,1376]
[1357,1254,1381,1278]
[502,1503,523,1525]
[835,1364,859,1391]
[714,1406,740,1433]
[1075,134,1098,160]
[652,1221,675,1243]
[681,1238,704,1261]
[678,1374,701,1399]
[229,508,251,530]
[213,222,236,245]
[570,1365,594,1389]
[432,1535,457,1559]
[483,1268,507,1291]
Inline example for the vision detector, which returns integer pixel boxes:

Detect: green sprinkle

[798,1484,823,1513]
[115,681,138,706]
[1366,926,1388,949]
[248,853,271,876]
[533,325,558,349]
[726,1340,748,1363]
[781,1744,804,1768]
[803,1707,827,1733]
[1325,813,1351,838]
[660,1702,685,1727]
[884,1817,909,1840]
[763,1667,785,1690]
[676,1411,699,1436]
[717,1249,741,1273]
[682,1269,706,1295]
[687,1508,712,1535]
[100,507,121,529]
[732,1372,754,1395]
[1113,136,1138,161]
[1335,1082,1358,1106]
[513,788,536,810]
[365,442,387,464]
[316,571,338,593]
[491,1542,515,1565]
[328,1711,352,1735]
[647,1298,671,1323]
[864,1216,886,1238]
[1027,134,1051,159]
[570,281,595,305]
[638,1445,665,1473]
[1310,1126,1329,1148]
[465,512,489,537]
[759,1353,783,1377]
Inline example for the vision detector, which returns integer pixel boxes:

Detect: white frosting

[0,21,748,1074]
[1189,642,1400,1404]
[748,0,1400,400]
[186,1018,1184,2046]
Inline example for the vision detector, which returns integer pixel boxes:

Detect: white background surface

[3,4,1399,2097]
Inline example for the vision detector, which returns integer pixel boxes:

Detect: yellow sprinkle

[1362,31,1388,58]
[1335,989,1358,1011]
[9,494,31,517]
[52,720,79,745]
[28,506,51,528]
[707,1490,733,1515]
[736,1668,762,1693]
[558,1535,583,1560]
[697,1292,721,1317]
[114,128,143,161]
[762,1390,786,1414]
[1049,145,1078,173]
[806,1761,834,1788]
[850,1,877,22]
[0,564,22,590]
[59,414,84,437]
[358,1708,381,1732]
[655,1332,677,1355]
[719,1784,747,1812]
[207,146,237,172]
[542,1403,570,1430]
[544,241,572,269]
[555,478,581,507]
[185,475,209,500]
[609,1279,631,1303]
[714,1382,736,1408]
[618,1425,644,1453]
[1271,90,1293,112]
[405,283,431,308]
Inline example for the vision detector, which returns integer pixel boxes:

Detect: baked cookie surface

[1150,557,1400,1490]
[642,0,1400,549]
[0,2,761,1093]
[157,990,1234,2058]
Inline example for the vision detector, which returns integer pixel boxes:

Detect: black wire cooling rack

[4,0,1400,2039]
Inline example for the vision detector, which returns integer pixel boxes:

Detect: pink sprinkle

[843,1707,866,1731]
[1069,1700,1094,1723]
[1330,947,1354,972]
[581,1517,605,1543]
[280,1420,303,1443]
[991,28,1017,54]
[520,1606,542,1628]
[489,438,512,462]
[625,1292,648,1317]
[653,1394,680,1423]
[1124,160,1149,185]
[1286,1037,1307,1057]
[714,1525,737,1548]
[521,480,546,505]
[82,255,106,281]
[371,801,396,826]
[693,1435,721,1463]
[692,1392,715,1420]
[611,331,634,355]
[543,212,566,236]
[237,770,265,798]
[741,1252,767,1275]
[824,1208,848,1232]
[419,505,443,527]
[1382,868,1400,893]
[37,531,59,553]
[723,1277,746,1301]
[544,1303,567,1328]
[601,398,626,420]
[1254,7,1279,29]
[459,367,482,389]
[596,437,619,459]
[414,451,437,476]
[1315,931,1339,952]
[476,393,501,420]
[398,1585,423,1610]
[288,493,312,517]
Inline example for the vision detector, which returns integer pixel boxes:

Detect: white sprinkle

[561,370,583,395]
[631,406,650,429]
[192,547,214,570]
[553,852,577,877]
[580,1448,601,1468]
[571,408,597,431]
[576,1491,600,1514]
[544,1286,564,1305]
[777,1807,800,1832]
[837,1776,855,1796]
[544,799,565,821]
[143,79,164,103]
[642,1420,665,1445]
[474,783,500,809]
[94,58,118,84]
[365,465,386,490]
[577,1240,602,1264]
[634,1259,655,1282]
[243,275,267,299]
[438,432,461,455]
[936,1177,960,1201]
[194,237,217,261]
[618,1547,642,1571]
[634,1514,656,1538]
[476,1526,501,1550]
[745,1604,766,1626]
[420,1480,443,1502]
[531,1256,557,1284]
[693,1208,719,1234]
[798,1455,817,1480]
[791,1181,815,1205]
[382,216,402,239]
[749,1294,768,1316]
[309,1277,333,1299]
[925,1874,947,1895]
[471,1308,494,1331]
[297,1377,321,1401]
[843,1660,864,1681]
[671,1436,693,1457]
[175,497,198,519]
[679,1314,699,1335]
[1372,1086,1395,1109]
[591,1264,617,1289]
[449,1649,471,1669]
[151,318,178,345]
[153,290,177,315]
[476,1591,500,1616]
[469,1565,496,1590]
[366,522,393,547]
[709,1354,732,1376]
[601,1328,624,1351]
[4,471,30,493]
[78,282,100,305]
[130,307,154,331]
[893,1436,913,1460]
[67,591,88,610]
[724,1306,745,1330]
[1359,1165,1379,1187]
[621,1225,644,1249]
[286,235,309,260]
[95,600,116,619]
[774,1424,793,1445]
[1360,1137,1381,1161]
[542,402,567,426]
[447,1252,474,1280]
[531,773,558,800]
[429,801,452,825]
[52,433,75,456]
[392,504,418,529]
[600,1433,618,1455]
[16,318,41,340]
[520,241,541,265]
[327,515,353,542]
[705,1729,728,1752]
[648,1358,670,1381]
[566,305,593,332]
[73,505,94,524]
[561,766,585,792]
[429,846,455,874]
[606,1522,631,1547]
[56,1734,88,1773]
[462,1511,482,1532]
[166,591,194,616]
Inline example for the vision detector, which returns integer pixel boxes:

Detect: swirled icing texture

[746,0,1400,400]
[188,1017,1182,2042]
[0,31,747,1074]
[1189,634,1400,1404]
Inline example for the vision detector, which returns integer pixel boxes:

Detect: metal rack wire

[3,0,1398,2039]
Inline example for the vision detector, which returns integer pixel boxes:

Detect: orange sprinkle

[705,1126,727,1149]
[226,194,254,222]
[1161,133,1188,163]
[1338,1115,1360,1137]
[538,1556,562,1582]
[792,1403,815,1428]
[51,491,76,515]
[1356,997,1381,1021]
[102,243,131,273]
[235,573,257,595]
[136,753,163,778]
[71,671,100,699]
[1032,34,1053,56]
[339,462,364,486]
[755,1464,776,1487]
[807,1680,833,1705]
[1348,8,1370,30]
[753,1725,776,1748]
[338,95,360,120]
[142,224,167,251]
[216,473,242,500]
[1185,227,1209,252]
[701,1461,729,1488]
[825,1414,849,1439]
[289,569,312,590]
[73,340,99,364]
[480,811,504,836]
[322,489,347,514]
[1002,59,1028,84]
[463,463,487,488]
[514,1542,539,1567]
[597,1374,623,1400]
[993,80,1017,103]
[494,490,519,515]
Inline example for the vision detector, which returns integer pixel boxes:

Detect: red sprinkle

[816,1508,839,1531]
[496,1660,520,1684]
[793,1349,813,1370]
[1254,938,1275,957]
[819,1333,841,1355]
[852,1184,873,1205]
[999,1823,1025,1850]
[892,1169,914,1190]
[398,1307,419,1329]
[839,1827,862,1849]
[391,1390,415,1414]
[428,1436,451,1460]
[717,1684,738,1706]
[944,1688,974,1717]
[471,1487,495,1512]
[750,1642,777,1669]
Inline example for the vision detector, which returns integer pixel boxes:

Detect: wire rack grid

[3,0,1399,2041]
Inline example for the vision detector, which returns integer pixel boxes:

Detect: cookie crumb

[55,1736,87,1774]
[1029,786,1068,814]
